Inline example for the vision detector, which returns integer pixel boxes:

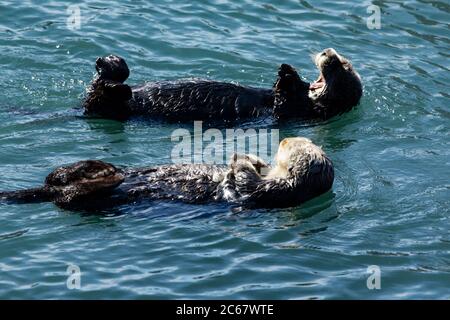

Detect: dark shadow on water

[293,190,336,220]
[84,117,126,135]
[0,228,29,241]
[229,189,336,221]
[78,110,361,133]
[0,109,81,128]
[68,199,232,221]
[311,108,363,152]
[64,190,336,227]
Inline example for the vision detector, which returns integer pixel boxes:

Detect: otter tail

[0,187,53,204]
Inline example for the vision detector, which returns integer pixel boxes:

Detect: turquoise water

[0,0,449,299]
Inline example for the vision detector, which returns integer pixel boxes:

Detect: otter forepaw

[46,160,124,207]
[229,153,269,175]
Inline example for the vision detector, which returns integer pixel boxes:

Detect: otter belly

[129,80,274,121]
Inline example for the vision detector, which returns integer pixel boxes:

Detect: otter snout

[314,48,342,68]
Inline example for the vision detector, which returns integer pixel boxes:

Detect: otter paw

[229,153,269,175]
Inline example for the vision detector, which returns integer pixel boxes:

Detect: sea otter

[82,48,362,122]
[0,138,334,210]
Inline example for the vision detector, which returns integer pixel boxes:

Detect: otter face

[309,48,362,117]
[95,55,130,83]
[45,160,124,205]
[264,137,312,179]
[270,137,334,203]
[274,137,313,171]
[310,48,358,93]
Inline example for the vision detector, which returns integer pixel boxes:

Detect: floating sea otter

[0,138,334,210]
[82,48,362,122]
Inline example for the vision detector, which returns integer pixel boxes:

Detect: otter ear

[104,81,132,101]
[274,64,301,92]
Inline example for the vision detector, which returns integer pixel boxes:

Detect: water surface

[0,0,449,299]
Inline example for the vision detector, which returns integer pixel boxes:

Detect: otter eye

[321,52,326,56]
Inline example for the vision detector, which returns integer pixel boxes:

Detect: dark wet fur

[0,148,334,211]
[129,80,275,122]
[309,51,363,119]
[82,53,361,122]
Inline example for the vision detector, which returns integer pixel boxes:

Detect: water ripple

[0,0,449,299]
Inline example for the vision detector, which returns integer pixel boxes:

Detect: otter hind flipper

[103,81,132,101]
[1,161,125,208]
[83,55,133,120]
[83,79,133,120]
[273,64,311,119]
[274,64,303,92]
[95,55,130,83]
[0,187,54,204]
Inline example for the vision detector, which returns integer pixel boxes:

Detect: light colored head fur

[266,137,325,179]
[307,48,362,118]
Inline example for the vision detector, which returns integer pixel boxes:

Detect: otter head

[84,55,133,120]
[267,137,334,202]
[95,55,130,83]
[309,48,362,118]
[44,160,124,207]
